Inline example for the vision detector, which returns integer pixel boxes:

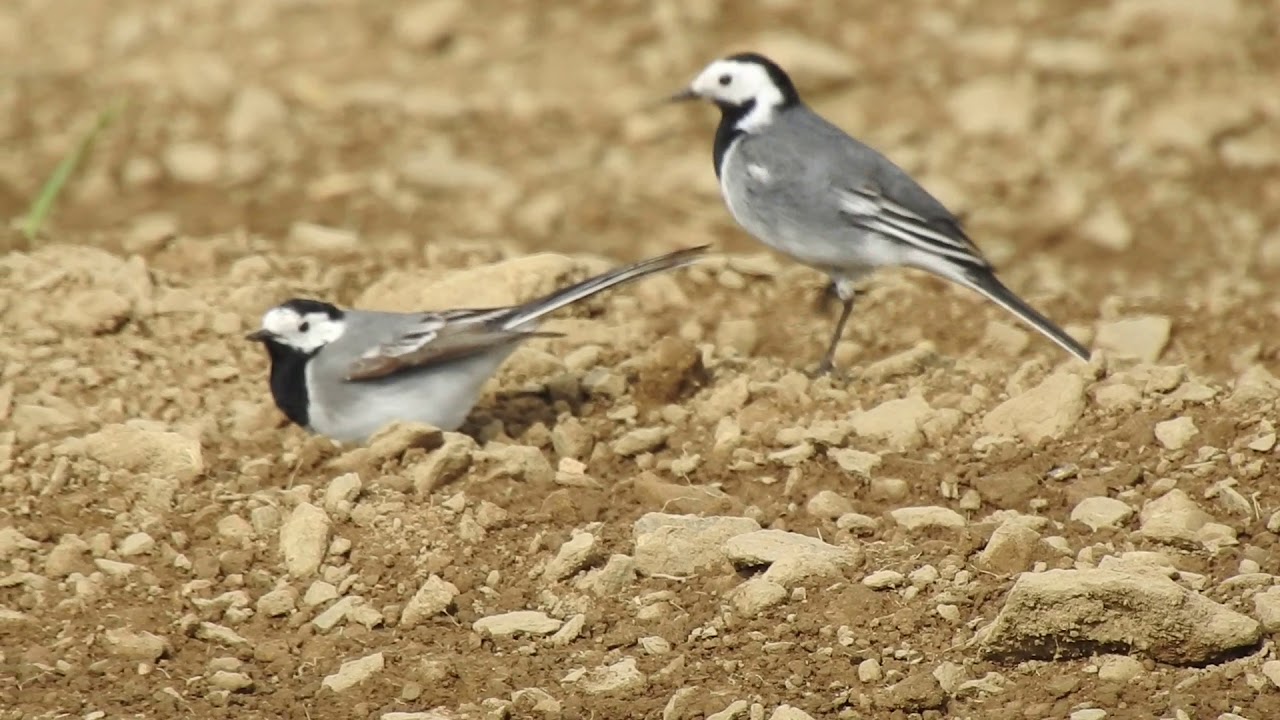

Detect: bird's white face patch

[259,306,346,353]
[689,59,786,132]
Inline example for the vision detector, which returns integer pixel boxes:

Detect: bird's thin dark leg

[816,295,854,375]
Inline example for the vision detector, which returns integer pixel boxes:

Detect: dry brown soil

[4,1,1280,719]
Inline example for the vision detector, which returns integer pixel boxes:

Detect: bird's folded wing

[343,309,558,381]
[834,184,990,269]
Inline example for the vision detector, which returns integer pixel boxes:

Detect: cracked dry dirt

[3,1,1280,719]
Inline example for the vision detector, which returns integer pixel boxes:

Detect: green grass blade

[21,98,127,241]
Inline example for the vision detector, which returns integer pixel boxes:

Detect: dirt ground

[4,0,1280,718]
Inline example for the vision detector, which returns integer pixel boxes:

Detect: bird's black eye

[299,321,310,333]
[718,74,732,86]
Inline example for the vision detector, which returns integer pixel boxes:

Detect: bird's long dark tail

[503,245,710,329]
[955,268,1092,362]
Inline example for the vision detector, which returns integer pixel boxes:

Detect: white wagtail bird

[245,246,708,443]
[669,52,1091,373]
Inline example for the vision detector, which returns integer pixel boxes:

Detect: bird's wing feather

[343,309,559,382]
[833,183,990,269]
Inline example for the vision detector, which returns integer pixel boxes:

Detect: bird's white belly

[307,350,513,444]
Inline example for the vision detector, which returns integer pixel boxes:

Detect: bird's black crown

[725,52,801,105]
[279,298,344,319]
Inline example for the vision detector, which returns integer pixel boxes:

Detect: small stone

[288,222,359,257]
[548,613,585,647]
[1080,202,1133,252]
[889,506,967,531]
[1253,588,1280,632]
[217,515,255,542]
[858,657,883,683]
[577,554,637,597]
[321,652,385,693]
[981,372,1086,444]
[313,596,360,632]
[1070,710,1107,720]
[104,628,169,661]
[118,531,156,557]
[612,427,669,456]
[226,85,288,143]
[722,529,857,568]
[827,447,882,476]
[1261,660,1280,689]
[768,705,816,720]
[979,569,1261,665]
[1071,497,1135,531]
[279,503,331,578]
[400,575,459,629]
[1094,316,1171,363]
[163,142,223,184]
[806,490,854,519]
[256,588,297,617]
[977,520,1040,574]
[409,433,475,494]
[576,657,646,696]
[849,394,933,451]
[863,570,905,589]
[473,610,562,637]
[632,513,761,576]
[75,422,204,482]
[1096,654,1144,682]
[544,532,600,581]
[208,670,254,692]
[304,581,339,606]
[1139,489,1211,547]
[874,671,947,712]
[639,636,671,655]
[44,535,90,577]
[729,578,788,616]
[1154,416,1198,451]
[836,513,879,535]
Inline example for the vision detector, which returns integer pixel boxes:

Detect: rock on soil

[633,513,761,576]
[979,569,1261,664]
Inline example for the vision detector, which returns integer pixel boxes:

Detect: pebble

[44,535,90,577]
[977,519,1040,574]
[577,554,637,597]
[1071,497,1135,531]
[1154,416,1198,451]
[409,434,475,494]
[279,503,331,578]
[729,578,788,616]
[1138,489,1211,547]
[722,529,857,568]
[863,570,905,589]
[256,588,297,617]
[1252,588,1280,632]
[768,705,816,720]
[208,670,254,692]
[1070,710,1107,720]
[399,575,459,629]
[75,422,204,482]
[575,657,646,695]
[118,531,156,557]
[163,142,223,184]
[217,515,255,542]
[1094,316,1171,363]
[806,490,853,519]
[827,447,882,476]
[548,613,585,647]
[304,581,339,606]
[889,506,967,531]
[979,568,1260,664]
[612,427,669,456]
[226,86,287,144]
[849,394,933,451]
[104,628,168,661]
[632,513,761,576]
[544,532,600,581]
[1096,654,1144,682]
[981,372,1086,444]
[472,610,562,637]
[1262,660,1280,689]
[288,222,359,257]
[858,657,883,683]
[321,652,385,693]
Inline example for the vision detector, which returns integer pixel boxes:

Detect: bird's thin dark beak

[667,88,699,103]
[245,329,274,342]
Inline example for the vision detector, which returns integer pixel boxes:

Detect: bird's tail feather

[503,245,710,329]
[955,269,1092,362]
